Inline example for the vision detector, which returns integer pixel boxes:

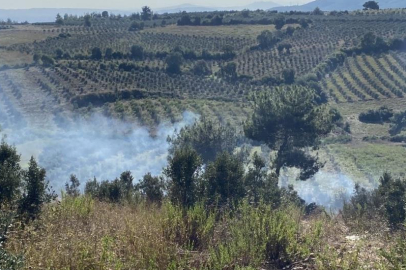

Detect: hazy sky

[2,0,313,10]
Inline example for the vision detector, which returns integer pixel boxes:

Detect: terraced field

[323,52,406,102]
[2,10,406,186]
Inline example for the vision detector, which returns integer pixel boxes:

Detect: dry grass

[3,196,398,270]
[7,197,182,270]
[144,24,299,39]
[0,25,57,46]
[0,49,32,66]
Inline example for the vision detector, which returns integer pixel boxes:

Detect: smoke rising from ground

[1,104,361,210]
[284,171,356,211]
[1,111,198,192]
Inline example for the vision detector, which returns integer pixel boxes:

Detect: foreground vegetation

[3,175,406,270]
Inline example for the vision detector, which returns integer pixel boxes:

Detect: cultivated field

[1,9,406,186]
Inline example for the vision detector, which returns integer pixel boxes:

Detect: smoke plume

[1,111,198,192]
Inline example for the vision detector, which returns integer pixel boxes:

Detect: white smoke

[286,171,356,211]
[1,111,198,192]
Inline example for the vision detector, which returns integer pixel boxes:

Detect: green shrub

[163,202,215,250]
[136,173,164,204]
[168,117,239,163]
[343,173,406,229]
[165,147,203,207]
[207,202,316,269]
[381,234,406,270]
[358,106,393,124]
[205,152,245,207]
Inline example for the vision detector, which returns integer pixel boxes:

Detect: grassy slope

[5,196,393,269]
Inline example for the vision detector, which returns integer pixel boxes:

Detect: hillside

[0,2,281,23]
[0,8,132,23]
[3,6,406,270]
[273,0,406,11]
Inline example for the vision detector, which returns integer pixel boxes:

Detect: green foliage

[389,110,406,136]
[55,13,64,25]
[168,117,238,163]
[205,152,245,207]
[207,202,315,269]
[90,47,102,60]
[84,177,99,198]
[219,62,238,82]
[18,157,55,221]
[274,16,286,30]
[0,140,22,207]
[358,106,393,124]
[377,173,406,227]
[128,21,144,31]
[381,234,406,270]
[136,173,164,204]
[165,52,183,74]
[222,45,236,59]
[141,6,153,21]
[164,147,203,207]
[363,1,379,10]
[257,30,279,49]
[244,152,281,207]
[0,248,24,270]
[84,171,135,203]
[360,32,388,53]
[130,45,144,60]
[163,202,215,250]
[282,68,295,84]
[119,171,134,198]
[312,7,324,15]
[98,179,123,203]
[41,55,54,66]
[342,184,385,231]
[65,174,80,197]
[84,14,91,27]
[244,85,333,179]
[177,12,192,26]
[343,173,406,229]
[59,193,94,219]
[192,60,212,76]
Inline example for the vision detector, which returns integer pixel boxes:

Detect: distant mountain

[155,1,281,13]
[0,8,133,23]
[273,0,406,12]
[155,4,216,14]
[236,1,281,11]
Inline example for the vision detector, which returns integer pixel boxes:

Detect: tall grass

[3,195,401,270]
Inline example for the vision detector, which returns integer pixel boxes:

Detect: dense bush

[192,60,212,76]
[84,171,134,202]
[257,30,280,49]
[136,173,164,204]
[343,172,406,229]
[358,106,393,123]
[0,140,22,206]
[389,110,406,135]
[168,117,239,163]
[164,147,203,207]
[165,52,183,74]
[0,139,55,269]
[65,174,80,197]
[204,152,246,207]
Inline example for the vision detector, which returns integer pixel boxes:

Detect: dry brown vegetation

[3,196,399,270]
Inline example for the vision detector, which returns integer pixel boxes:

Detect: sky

[1,0,313,10]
